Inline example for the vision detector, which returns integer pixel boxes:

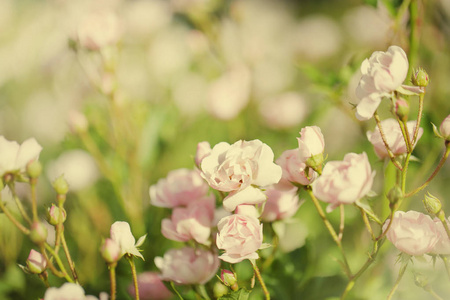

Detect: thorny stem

[109,263,117,300]
[360,208,376,241]
[38,272,50,288]
[251,259,270,300]
[42,244,73,282]
[413,93,425,145]
[61,233,79,283]
[387,260,409,300]
[374,112,403,171]
[127,255,140,300]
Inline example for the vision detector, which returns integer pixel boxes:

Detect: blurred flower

[272,218,308,253]
[384,211,440,256]
[297,126,325,168]
[212,207,231,227]
[0,136,42,177]
[207,65,251,120]
[155,247,219,284]
[149,168,210,208]
[110,221,146,260]
[172,72,207,116]
[26,249,47,274]
[355,46,409,121]
[194,141,211,169]
[259,93,307,129]
[100,238,121,264]
[30,221,48,245]
[128,272,172,300]
[46,150,99,192]
[366,118,423,159]
[44,282,98,300]
[77,10,122,51]
[216,214,263,263]
[312,152,375,212]
[431,217,450,255]
[439,115,450,140]
[276,149,316,186]
[235,204,260,219]
[161,196,215,245]
[261,185,300,222]
[200,140,282,212]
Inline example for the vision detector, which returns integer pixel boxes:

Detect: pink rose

[312,152,375,212]
[200,140,282,212]
[161,196,215,245]
[149,168,210,208]
[128,272,172,300]
[155,247,219,284]
[216,214,263,263]
[26,249,47,274]
[366,118,423,158]
[431,217,450,255]
[235,205,260,219]
[276,149,316,186]
[261,185,300,222]
[297,126,325,163]
[355,46,409,120]
[385,211,440,256]
[194,141,211,168]
[0,136,42,177]
[439,115,450,140]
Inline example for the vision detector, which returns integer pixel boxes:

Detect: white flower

[110,221,146,260]
[0,136,42,177]
[44,282,98,300]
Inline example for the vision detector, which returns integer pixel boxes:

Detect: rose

[384,211,440,256]
[261,184,300,222]
[149,168,210,208]
[312,152,375,212]
[44,282,98,300]
[297,126,325,164]
[431,217,450,255]
[161,196,215,245]
[110,221,146,260]
[439,115,450,141]
[0,136,42,177]
[355,46,411,120]
[26,249,47,274]
[366,118,423,159]
[200,140,282,212]
[276,149,316,186]
[155,247,219,284]
[194,141,211,168]
[128,272,172,300]
[216,214,263,263]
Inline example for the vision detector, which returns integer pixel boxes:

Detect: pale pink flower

[439,115,450,140]
[259,93,307,129]
[261,185,300,222]
[297,126,325,162]
[26,249,47,274]
[44,283,98,300]
[155,247,219,284]
[128,272,172,300]
[110,221,146,260]
[367,118,423,159]
[0,136,42,177]
[77,11,122,51]
[431,217,450,255]
[355,46,410,120]
[161,196,215,245]
[194,141,211,168]
[216,214,263,263]
[149,168,210,208]
[312,152,375,212]
[235,205,260,219]
[100,238,121,263]
[276,149,316,186]
[384,211,440,256]
[200,140,282,212]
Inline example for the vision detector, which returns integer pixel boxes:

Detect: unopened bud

[411,68,429,87]
[53,175,69,195]
[221,269,238,291]
[387,186,403,209]
[47,204,67,226]
[30,222,48,245]
[213,282,229,298]
[100,238,121,264]
[26,160,42,179]
[423,193,442,216]
[394,98,409,122]
[26,249,47,274]
[439,115,450,141]
[305,153,324,174]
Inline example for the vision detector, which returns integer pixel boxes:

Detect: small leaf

[219,288,251,300]
[432,122,443,139]
[356,200,382,224]
[135,234,147,247]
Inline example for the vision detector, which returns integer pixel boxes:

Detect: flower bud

[26,160,42,179]
[439,115,450,141]
[411,68,429,87]
[53,175,69,195]
[100,238,121,264]
[394,98,409,122]
[30,221,48,245]
[423,193,442,216]
[305,153,324,173]
[47,204,67,226]
[221,270,238,291]
[387,186,403,209]
[213,282,229,298]
[26,249,47,274]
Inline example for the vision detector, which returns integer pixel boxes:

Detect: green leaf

[355,200,382,225]
[219,288,251,300]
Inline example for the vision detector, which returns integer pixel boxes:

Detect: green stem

[413,93,425,146]
[360,208,376,241]
[408,0,420,79]
[441,256,450,281]
[38,272,50,288]
[387,260,408,300]
[42,244,73,282]
[0,199,30,235]
[170,281,184,300]
[374,112,403,171]
[338,204,345,242]
[127,255,140,300]
[109,263,117,300]
[250,260,270,300]
[61,233,79,283]
[30,178,38,222]
[196,284,211,300]
[9,183,32,225]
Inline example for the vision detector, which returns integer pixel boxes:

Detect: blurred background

[1,0,450,299]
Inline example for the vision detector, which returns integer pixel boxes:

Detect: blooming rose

[431,217,450,255]
[297,126,325,163]
[77,11,122,51]
[385,211,440,256]
[261,185,300,222]
[216,214,263,263]
[200,140,282,212]
[161,196,215,245]
[155,247,219,284]
[128,272,172,300]
[194,141,211,168]
[276,149,316,186]
[26,249,47,274]
[110,221,146,260]
[149,168,210,208]
[366,118,423,159]
[44,283,98,300]
[312,152,375,212]
[439,115,450,140]
[0,136,42,177]
[355,46,412,121]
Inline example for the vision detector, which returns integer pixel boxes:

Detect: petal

[223,186,267,212]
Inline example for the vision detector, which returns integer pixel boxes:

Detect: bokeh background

[1,0,450,299]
